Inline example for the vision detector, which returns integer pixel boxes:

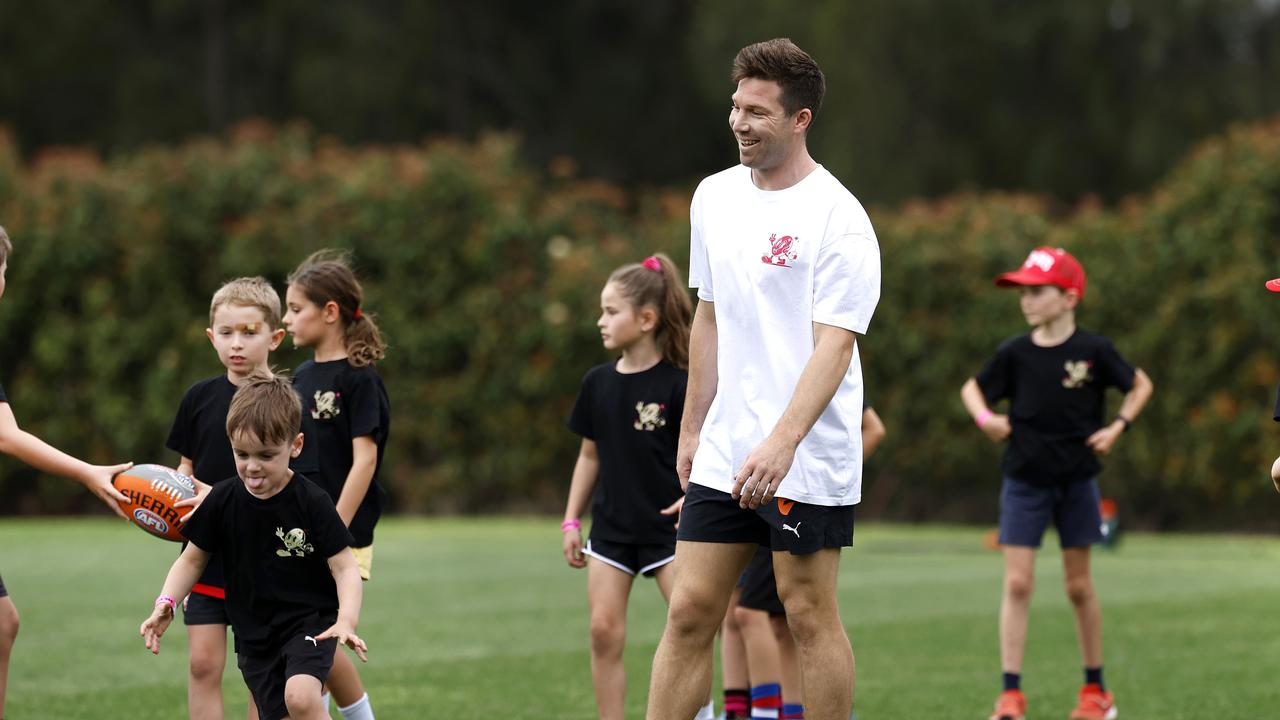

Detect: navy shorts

[999,476,1104,549]
[677,482,854,555]
[737,546,785,616]
[184,590,231,626]
[238,626,337,720]
[584,537,676,577]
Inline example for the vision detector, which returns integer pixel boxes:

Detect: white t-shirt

[687,164,881,506]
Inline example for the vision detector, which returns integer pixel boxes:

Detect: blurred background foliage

[2,1,1280,529]
[0,116,1278,529]
[2,0,1280,204]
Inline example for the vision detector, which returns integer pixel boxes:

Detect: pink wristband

[561,519,581,532]
[975,409,994,428]
[155,594,176,612]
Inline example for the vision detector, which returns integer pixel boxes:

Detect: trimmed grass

[2,517,1279,718]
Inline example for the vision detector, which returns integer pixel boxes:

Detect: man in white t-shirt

[645,39,880,720]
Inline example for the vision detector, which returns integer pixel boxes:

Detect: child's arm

[562,439,600,568]
[1086,368,1154,456]
[0,403,131,517]
[333,436,377,527]
[140,543,211,655]
[960,377,1011,443]
[862,406,887,460]
[315,549,368,662]
[172,455,213,522]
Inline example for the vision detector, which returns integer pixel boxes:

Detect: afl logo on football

[133,508,170,536]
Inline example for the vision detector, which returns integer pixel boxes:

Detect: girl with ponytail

[282,250,387,720]
[560,253,707,720]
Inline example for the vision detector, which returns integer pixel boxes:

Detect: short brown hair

[210,276,282,328]
[0,225,11,265]
[731,38,825,121]
[226,374,301,447]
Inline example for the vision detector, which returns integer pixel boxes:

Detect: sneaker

[1068,684,1117,720]
[990,689,1026,720]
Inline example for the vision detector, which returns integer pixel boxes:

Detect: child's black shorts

[584,537,676,577]
[736,546,785,616]
[183,590,230,626]
[238,628,337,720]
[677,482,854,555]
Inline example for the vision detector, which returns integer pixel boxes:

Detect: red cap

[995,247,1087,299]
[1266,278,1280,293]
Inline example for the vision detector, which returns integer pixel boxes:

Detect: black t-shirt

[166,375,321,590]
[568,360,686,544]
[0,378,7,403]
[975,330,1136,485]
[293,359,390,547]
[1273,384,1280,421]
[180,472,354,654]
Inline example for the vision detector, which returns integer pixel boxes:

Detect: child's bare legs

[733,606,781,686]
[999,546,1037,674]
[588,557,636,720]
[1063,547,1102,667]
[327,649,365,706]
[246,697,260,720]
[187,623,227,720]
[283,673,328,720]
[720,587,749,690]
[0,596,18,718]
[770,615,803,703]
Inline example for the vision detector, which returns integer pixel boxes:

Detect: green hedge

[1,120,1279,530]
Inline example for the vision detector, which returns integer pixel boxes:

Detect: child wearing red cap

[960,247,1153,720]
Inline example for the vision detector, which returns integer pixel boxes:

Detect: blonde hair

[0,225,11,265]
[210,276,283,329]
[226,373,302,447]
[606,253,693,370]
[287,250,386,367]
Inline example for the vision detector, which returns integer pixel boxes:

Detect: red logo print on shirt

[761,233,799,267]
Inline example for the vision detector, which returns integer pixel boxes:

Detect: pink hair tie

[353,308,363,319]
[642,256,663,273]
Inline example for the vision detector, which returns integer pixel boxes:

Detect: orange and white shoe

[990,689,1026,720]
[1068,684,1117,720]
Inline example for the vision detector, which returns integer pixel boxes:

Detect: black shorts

[0,573,7,598]
[677,483,855,555]
[737,546,785,616]
[237,627,337,720]
[584,537,676,577]
[184,590,231,626]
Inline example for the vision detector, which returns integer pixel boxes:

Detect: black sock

[1003,672,1021,692]
[1085,666,1105,691]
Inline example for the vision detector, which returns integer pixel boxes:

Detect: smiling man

[645,39,881,720]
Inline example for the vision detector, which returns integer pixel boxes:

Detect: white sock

[321,692,332,712]
[339,692,375,720]
[694,699,716,720]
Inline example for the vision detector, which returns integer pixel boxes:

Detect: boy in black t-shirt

[167,275,322,719]
[0,226,134,719]
[142,375,366,720]
[960,247,1152,720]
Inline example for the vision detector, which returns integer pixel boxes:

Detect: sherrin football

[112,464,197,542]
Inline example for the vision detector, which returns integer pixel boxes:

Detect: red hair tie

[642,256,662,273]
[353,308,363,319]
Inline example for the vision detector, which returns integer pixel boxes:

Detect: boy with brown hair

[143,374,367,720]
[961,247,1153,720]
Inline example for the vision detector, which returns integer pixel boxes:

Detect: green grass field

[3,517,1280,718]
